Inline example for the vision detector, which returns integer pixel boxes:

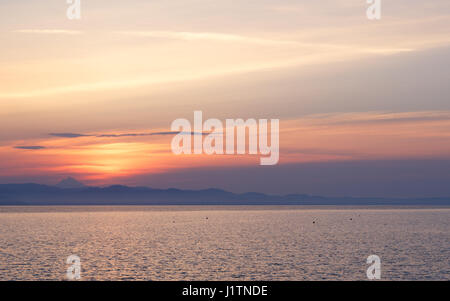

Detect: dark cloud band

[49,133,90,138]
[14,146,46,150]
[49,131,209,138]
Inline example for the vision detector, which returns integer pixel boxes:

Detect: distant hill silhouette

[55,177,86,189]
[0,182,449,206]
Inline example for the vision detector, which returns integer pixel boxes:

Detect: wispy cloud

[0,46,412,99]
[114,30,417,55]
[14,146,46,150]
[14,29,83,35]
[303,111,450,126]
[115,31,300,46]
[49,133,90,138]
[49,131,208,139]
[0,29,419,99]
[97,131,207,137]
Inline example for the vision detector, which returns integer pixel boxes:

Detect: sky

[0,0,450,197]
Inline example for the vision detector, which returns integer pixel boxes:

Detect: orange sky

[2,111,450,185]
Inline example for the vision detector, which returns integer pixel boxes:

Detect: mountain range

[0,178,449,206]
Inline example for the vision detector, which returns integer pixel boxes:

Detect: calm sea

[0,206,449,281]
